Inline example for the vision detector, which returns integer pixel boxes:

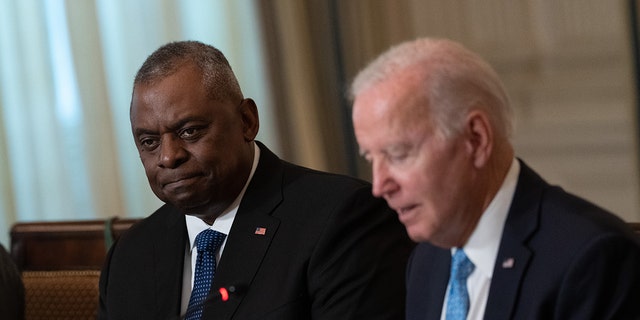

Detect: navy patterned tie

[185,229,226,320]
[445,249,475,320]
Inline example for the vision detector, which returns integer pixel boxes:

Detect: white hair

[350,38,513,139]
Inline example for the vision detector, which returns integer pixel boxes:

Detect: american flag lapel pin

[254,227,267,235]
[502,257,515,269]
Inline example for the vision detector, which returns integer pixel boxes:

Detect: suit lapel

[484,161,544,320]
[203,142,282,319]
[153,205,188,318]
[426,248,451,320]
[406,243,450,320]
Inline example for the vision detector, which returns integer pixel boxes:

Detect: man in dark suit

[350,37,640,319]
[98,41,414,320]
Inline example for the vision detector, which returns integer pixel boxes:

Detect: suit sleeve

[306,185,415,319]
[97,239,117,320]
[555,233,640,319]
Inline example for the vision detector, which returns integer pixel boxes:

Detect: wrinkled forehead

[354,72,432,128]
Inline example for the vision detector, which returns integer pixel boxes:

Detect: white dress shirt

[441,158,519,320]
[179,142,260,316]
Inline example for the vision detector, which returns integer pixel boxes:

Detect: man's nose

[158,135,188,168]
[371,160,396,198]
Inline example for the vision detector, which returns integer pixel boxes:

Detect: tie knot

[451,249,474,280]
[195,229,226,254]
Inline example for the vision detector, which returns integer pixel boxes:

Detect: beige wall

[259,0,639,221]
[335,0,640,221]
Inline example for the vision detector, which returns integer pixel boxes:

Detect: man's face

[352,73,477,246]
[130,63,256,217]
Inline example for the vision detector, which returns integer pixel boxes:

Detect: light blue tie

[445,249,475,320]
[185,229,226,320]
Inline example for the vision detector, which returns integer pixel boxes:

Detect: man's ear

[240,98,260,141]
[464,109,493,168]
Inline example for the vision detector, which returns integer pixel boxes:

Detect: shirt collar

[185,142,261,252]
[459,158,520,278]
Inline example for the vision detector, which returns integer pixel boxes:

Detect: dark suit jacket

[0,244,24,320]
[99,142,414,320]
[406,160,640,320]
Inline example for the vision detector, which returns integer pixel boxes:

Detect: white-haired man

[351,37,640,319]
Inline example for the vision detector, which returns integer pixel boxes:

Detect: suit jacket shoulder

[205,142,415,319]
[488,161,640,319]
[99,204,187,319]
[406,160,640,320]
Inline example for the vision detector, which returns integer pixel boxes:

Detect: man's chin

[406,227,427,243]
[165,195,207,211]
[406,223,439,244]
